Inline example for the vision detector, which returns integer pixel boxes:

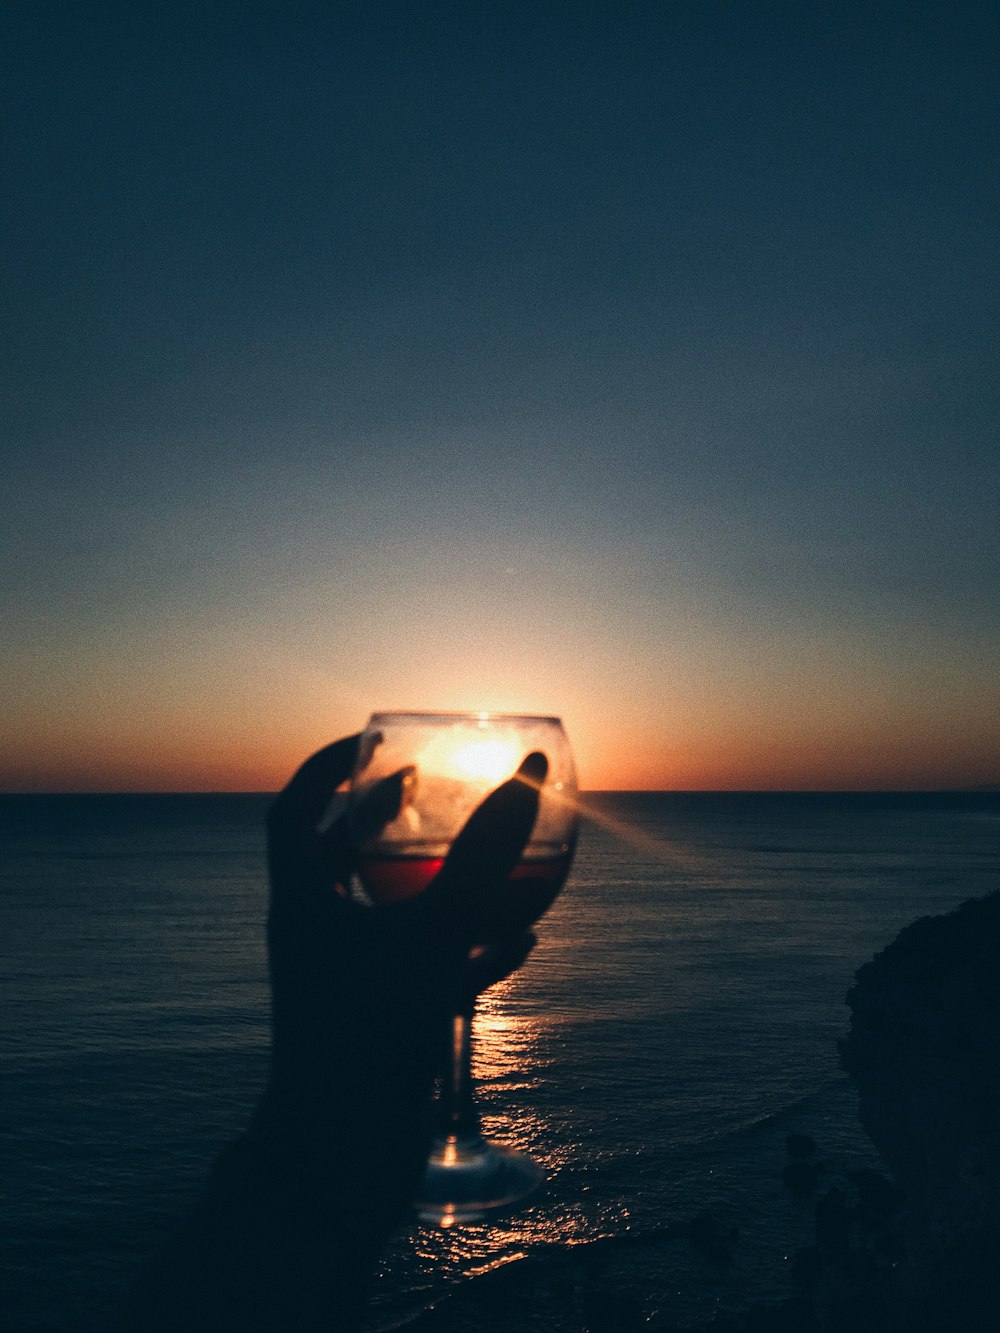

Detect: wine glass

[348,711,578,1226]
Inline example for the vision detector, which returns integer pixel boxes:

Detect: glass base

[416,1131,544,1227]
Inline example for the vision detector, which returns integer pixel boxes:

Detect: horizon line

[2,785,997,797]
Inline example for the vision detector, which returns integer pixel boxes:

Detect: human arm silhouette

[116,734,544,1332]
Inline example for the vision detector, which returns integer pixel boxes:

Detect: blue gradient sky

[3,2,998,790]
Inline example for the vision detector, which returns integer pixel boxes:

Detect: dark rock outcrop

[840,890,1000,1328]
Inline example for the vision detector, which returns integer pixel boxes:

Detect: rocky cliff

[840,890,1000,1329]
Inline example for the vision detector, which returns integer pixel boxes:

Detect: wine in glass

[349,711,577,1226]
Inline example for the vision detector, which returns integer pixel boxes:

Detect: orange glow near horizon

[2,692,997,793]
[3,600,997,793]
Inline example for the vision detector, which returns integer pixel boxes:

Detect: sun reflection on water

[375,798,703,1306]
[403,972,627,1283]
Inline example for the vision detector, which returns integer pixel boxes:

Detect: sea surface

[2,791,998,1331]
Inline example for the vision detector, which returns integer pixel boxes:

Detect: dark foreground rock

[840,890,1000,1330]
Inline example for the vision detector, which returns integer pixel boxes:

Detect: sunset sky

[3,2,998,792]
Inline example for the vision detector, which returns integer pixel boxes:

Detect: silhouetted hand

[119,734,547,1332]
[249,733,545,1219]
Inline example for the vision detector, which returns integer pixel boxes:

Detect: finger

[316,765,416,890]
[268,735,361,844]
[426,751,547,931]
[350,766,417,848]
[437,751,547,885]
[474,876,561,942]
[267,736,362,915]
[464,931,536,999]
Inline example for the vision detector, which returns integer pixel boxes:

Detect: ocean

[2,791,998,1331]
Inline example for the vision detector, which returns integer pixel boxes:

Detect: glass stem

[437,1008,482,1143]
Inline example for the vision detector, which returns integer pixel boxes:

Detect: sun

[445,738,520,784]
